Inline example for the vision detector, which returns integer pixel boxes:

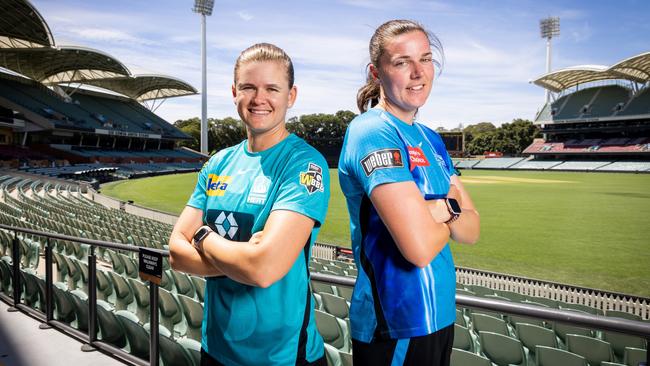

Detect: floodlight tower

[540,16,560,104]
[193,0,214,155]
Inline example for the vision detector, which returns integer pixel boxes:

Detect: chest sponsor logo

[206,210,255,241]
[360,148,403,176]
[407,146,430,171]
[300,163,324,194]
[247,175,271,205]
[206,174,231,197]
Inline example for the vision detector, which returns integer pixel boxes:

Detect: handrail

[311,275,650,340]
[0,223,160,366]
[2,224,648,365]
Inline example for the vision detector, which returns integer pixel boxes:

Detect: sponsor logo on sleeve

[247,175,271,205]
[206,174,231,196]
[360,148,403,176]
[300,163,324,194]
[407,146,430,171]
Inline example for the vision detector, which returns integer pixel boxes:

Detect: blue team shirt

[338,108,457,342]
[187,134,329,365]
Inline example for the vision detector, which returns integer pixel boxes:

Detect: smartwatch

[192,226,212,250]
[445,198,462,224]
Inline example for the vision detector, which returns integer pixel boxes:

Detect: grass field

[101,169,650,297]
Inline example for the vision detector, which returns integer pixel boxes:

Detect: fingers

[249,231,264,245]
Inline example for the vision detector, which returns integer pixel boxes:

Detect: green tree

[173,117,200,150]
[465,119,538,155]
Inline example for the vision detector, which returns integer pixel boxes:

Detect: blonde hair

[356,19,444,113]
[234,43,295,88]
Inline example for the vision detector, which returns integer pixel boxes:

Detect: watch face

[447,198,462,215]
[193,227,210,243]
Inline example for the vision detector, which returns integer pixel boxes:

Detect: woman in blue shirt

[169,43,329,366]
[339,20,480,366]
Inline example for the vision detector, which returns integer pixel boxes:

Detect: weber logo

[361,149,403,176]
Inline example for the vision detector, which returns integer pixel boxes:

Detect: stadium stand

[549,161,612,171]
[522,52,650,170]
[510,159,563,170]
[2,173,649,365]
[472,157,525,169]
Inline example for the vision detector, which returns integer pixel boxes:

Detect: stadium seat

[311,280,335,295]
[450,348,491,366]
[176,337,201,366]
[96,300,127,348]
[453,324,474,352]
[336,286,353,302]
[479,331,526,366]
[315,309,349,353]
[339,350,353,366]
[119,253,139,279]
[515,323,558,359]
[560,303,604,316]
[53,282,76,324]
[52,252,68,282]
[69,289,89,332]
[160,270,174,292]
[0,258,12,294]
[526,297,558,308]
[176,294,203,341]
[320,293,349,319]
[466,284,495,297]
[189,276,205,302]
[455,308,467,327]
[108,250,125,275]
[494,290,528,302]
[536,346,587,366]
[323,343,341,366]
[64,255,85,291]
[566,334,615,366]
[158,287,183,337]
[116,310,150,360]
[152,325,193,366]
[20,269,40,309]
[95,268,113,302]
[552,308,593,343]
[108,271,135,311]
[603,331,647,361]
[471,313,510,336]
[345,268,358,277]
[624,347,647,366]
[606,310,642,321]
[326,265,345,276]
[171,270,195,299]
[127,278,150,324]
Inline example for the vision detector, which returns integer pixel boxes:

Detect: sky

[30,0,650,130]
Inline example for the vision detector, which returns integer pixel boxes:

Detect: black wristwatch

[192,226,212,250]
[444,198,462,224]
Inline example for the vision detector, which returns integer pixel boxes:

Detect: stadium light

[193,0,215,155]
[540,16,560,105]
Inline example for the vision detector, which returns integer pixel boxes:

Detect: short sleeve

[342,120,412,196]
[272,155,330,227]
[186,161,208,210]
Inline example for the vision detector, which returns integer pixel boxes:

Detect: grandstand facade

[525,52,650,164]
[0,0,203,181]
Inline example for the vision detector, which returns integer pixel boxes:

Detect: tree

[173,117,200,150]
[464,119,539,155]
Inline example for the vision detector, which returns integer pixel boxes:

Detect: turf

[101,169,650,297]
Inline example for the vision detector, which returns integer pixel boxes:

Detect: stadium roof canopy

[0,0,55,48]
[532,52,650,92]
[0,46,131,83]
[77,75,198,101]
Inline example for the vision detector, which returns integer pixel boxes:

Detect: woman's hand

[428,199,451,224]
[249,231,263,245]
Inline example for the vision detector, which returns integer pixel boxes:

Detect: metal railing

[1,224,649,366]
[0,223,165,366]
[312,242,650,320]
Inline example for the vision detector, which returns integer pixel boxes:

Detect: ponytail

[356,69,380,113]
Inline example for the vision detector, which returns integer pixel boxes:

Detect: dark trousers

[352,324,455,366]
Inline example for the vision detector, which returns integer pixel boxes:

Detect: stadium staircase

[0,173,648,366]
